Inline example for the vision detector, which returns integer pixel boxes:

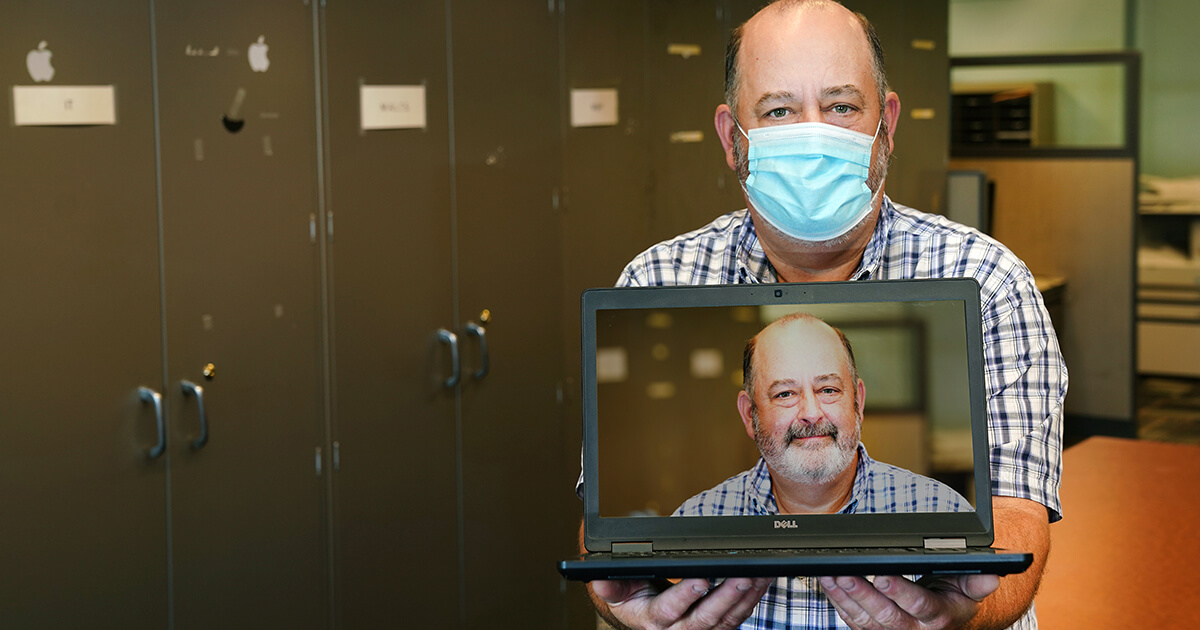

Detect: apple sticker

[27,41,54,83]
[248,36,269,73]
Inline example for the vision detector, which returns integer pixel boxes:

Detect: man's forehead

[758,318,842,357]
[738,2,874,102]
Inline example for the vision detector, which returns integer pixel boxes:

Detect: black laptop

[559,278,1032,580]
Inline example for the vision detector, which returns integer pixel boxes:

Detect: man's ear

[883,92,901,153]
[856,378,866,417]
[737,390,757,440]
[715,104,739,172]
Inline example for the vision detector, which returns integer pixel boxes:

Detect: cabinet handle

[138,387,166,459]
[465,322,490,380]
[437,328,460,388]
[181,380,209,450]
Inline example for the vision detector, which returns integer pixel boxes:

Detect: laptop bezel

[580,278,995,552]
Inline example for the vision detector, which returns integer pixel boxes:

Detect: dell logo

[774,520,798,529]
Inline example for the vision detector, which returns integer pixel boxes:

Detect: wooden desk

[1034,437,1200,628]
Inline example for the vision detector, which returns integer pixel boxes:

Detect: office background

[2,0,1196,628]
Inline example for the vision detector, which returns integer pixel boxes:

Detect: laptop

[559,278,1032,580]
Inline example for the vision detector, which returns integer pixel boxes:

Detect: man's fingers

[874,575,942,622]
[641,579,713,624]
[591,578,654,604]
[913,573,1000,606]
[677,578,774,630]
[821,576,913,628]
[959,574,1000,602]
[593,577,773,630]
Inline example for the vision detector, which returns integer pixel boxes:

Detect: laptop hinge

[612,542,654,556]
[923,537,968,550]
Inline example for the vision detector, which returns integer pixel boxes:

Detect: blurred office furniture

[945,170,993,234]
[1035,437,1200,629]
[949,52,1140,439]
[1138,175,1200,377]
[952,83,1054,149]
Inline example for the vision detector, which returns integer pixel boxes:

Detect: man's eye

[819,387,840,395]
[774,390,794,399]
[766,108,788,119]
[831,104,854,115]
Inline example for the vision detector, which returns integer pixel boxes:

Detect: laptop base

[559,547,1032,581]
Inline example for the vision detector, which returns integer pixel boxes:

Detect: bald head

[742,312,859,403]
[724,0,887,120]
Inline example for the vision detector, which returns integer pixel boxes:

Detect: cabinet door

[450,1,569,626]
[560,0,655,622]
[320,1,460,627]
[153,2,328,627]
[0,3,168,627]
[844,0,949,215]
[645,0,734,243]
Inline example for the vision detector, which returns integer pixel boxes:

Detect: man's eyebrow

[753,91,796,110]
[766,378,799,391]
[813,373,846,386]
[752,86,866,111]
[822,84,866,101]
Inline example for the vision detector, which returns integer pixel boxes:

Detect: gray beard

[752,412,861,487]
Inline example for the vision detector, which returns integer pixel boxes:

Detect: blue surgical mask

[737,119,883,242]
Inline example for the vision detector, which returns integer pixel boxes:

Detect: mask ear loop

[864,115,887,208]
[732,115,750,140]
[730,116,752,196]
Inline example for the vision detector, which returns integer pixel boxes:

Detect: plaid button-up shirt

[611,198,1065,629]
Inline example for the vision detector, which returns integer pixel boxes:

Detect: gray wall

[1133,0,1200,177]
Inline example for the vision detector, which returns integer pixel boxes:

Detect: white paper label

[360,85,426,130]
[570,88,619,127]
[12,85,116,126]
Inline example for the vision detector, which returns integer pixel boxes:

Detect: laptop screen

[581,280,994,550]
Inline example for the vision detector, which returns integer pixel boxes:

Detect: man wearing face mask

[581,1,1066,629]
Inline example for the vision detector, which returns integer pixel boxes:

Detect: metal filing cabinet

[848,0,950,216]
[152,2,328,627]
[0,3,167,627]
[2,1,327,628]
[449,1,568,626]
[318,0,458,627]
[645,0,736,243]
[320,0,569,627]
[0,2,955,628]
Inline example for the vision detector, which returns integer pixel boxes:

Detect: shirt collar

[851,196,895,281]
[840,443,874,514]
[734,197,896,284]
[747,457,778,514]
[734,212,777,284]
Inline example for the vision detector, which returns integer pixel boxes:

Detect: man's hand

[818,496,1052,629]
[819,574,999,630]
[588,577,773,630]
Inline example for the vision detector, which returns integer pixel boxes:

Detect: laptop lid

[579,278,995,555]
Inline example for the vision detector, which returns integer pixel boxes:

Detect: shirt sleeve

[980,270,1068,522]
